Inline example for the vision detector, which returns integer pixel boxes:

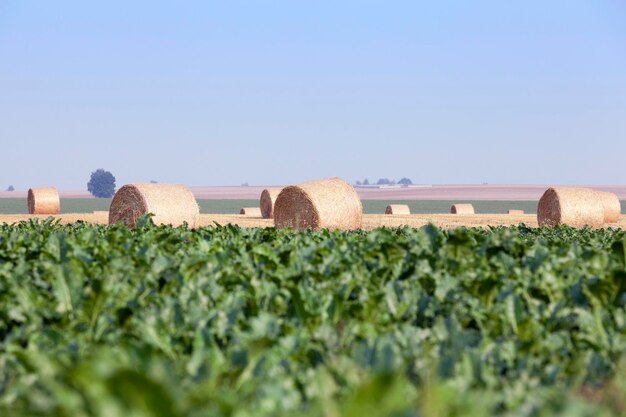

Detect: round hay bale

[260,188,282,219]
[508,209,525,215]
[537,187,604,228]
[109,183,199,227]
[27,187,60,215]
[595,190,621,223]
[274,177,362,230]
[450,204,474,214]
[385,204,411,215]
[240,207,262,216]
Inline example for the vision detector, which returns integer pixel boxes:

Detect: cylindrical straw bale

[595,190,621,223]
[450,204,474,214]
[240,207,262,216]
[508,209,525,215]
[385,204,411,215]
[274,177,362,230]
[260,188,282,219]
[537,187,604,228]
[109,183,199,227]
[27,187,60,215]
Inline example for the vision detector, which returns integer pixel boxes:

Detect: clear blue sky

[1,1,625,190]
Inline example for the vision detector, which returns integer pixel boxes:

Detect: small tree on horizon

[363,178,370,185]
[87,169,116,198]
[398,178,413,185]
[6,185,14,192]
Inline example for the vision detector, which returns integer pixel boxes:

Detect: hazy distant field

[1,198,624,216]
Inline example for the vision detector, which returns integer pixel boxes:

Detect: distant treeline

[355,178,413,186]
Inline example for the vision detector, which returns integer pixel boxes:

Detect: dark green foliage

[0,220,625,416]
[87,169,116,198]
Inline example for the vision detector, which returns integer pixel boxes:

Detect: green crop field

[1,219,625,416]
[0,199,262,215]
[5,198,621,215]
[2,198,625,216]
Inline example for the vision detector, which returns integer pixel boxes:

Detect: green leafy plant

[0,221,625,416]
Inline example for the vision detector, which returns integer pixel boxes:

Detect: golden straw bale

[537,187,604,228]
[240,207,262,216]
[27,187,60,215]
[260,188,282,219]
[508,209,525,215]
[385,204,411,215]
[109,183,199,227]
[450,204,474,214]
[595,190,621,223]
[274,177,362,230]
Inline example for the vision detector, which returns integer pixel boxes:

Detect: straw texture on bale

[274,177,362,231]
[537,187,604,228]
[596,190,621,223]
[385,204,411,215]
[508,209,525,215]
[27,187,60,215]
[260,188,282,219]
[240,207,262,216]
[109,183,199,227]
[450,204,474,215]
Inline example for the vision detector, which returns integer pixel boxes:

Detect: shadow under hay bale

[109,183,199,227]
[27,187,60,215]
[274,177,362,231]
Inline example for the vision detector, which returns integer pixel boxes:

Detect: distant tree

[355,180,362,185]
[377,178,391,185]
[363,178,370,185]
[398,178,413,185]
[6,185,14,192]
[87,169,116,198]
[241,182,249,187]
[150,180,158,184]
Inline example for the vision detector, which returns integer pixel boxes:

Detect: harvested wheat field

[0,212,109,225]
[2,212,624,230]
